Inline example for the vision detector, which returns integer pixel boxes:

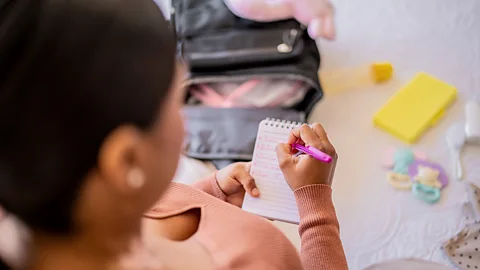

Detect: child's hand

[311,1,335,40]
[276,123,337,191]
[216,162,259,207]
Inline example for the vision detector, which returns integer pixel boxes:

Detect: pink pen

[292,143,333,163]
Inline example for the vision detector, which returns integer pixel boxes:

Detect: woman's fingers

[310,123,336,157]
[288,124,321,146]
[276,143,291,165]
[321,3,336,40]
[243,161,252,173]
[311,123,331,147]
[235,163,259,197]
[310,122,327,139]
[243,177,259,197]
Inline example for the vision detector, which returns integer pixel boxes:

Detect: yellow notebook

[374,72,457,144]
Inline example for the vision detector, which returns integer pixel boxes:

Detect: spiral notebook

[242,118,301,224]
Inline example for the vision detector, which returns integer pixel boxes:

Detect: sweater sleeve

[191,172,228,202]
[294,184,349,270]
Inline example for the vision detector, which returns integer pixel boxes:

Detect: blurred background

[158,0,480,268]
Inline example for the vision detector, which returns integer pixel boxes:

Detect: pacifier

[408,160,448,189]
[394,148,415,165]
[386,172,412,190]
[392,149,415,174]
[382,147,446,205]
[382,147,427,169]
[412,182,441,204]
[414,165,442,189]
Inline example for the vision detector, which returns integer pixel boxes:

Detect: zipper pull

[277,29,300,54]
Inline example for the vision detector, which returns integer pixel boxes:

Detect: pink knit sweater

[145,174,348,270]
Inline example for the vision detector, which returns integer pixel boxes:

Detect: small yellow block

[371,62,394,83]
[373,72,457,144]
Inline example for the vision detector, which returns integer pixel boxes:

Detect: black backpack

[172,0,324,168]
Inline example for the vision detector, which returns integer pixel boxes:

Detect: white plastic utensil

[446,123,466,180]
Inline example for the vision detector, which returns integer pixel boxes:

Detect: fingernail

[252,188,259,196]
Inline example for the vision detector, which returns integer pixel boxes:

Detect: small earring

[126,167,145,189]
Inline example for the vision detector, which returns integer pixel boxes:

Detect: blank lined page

[242,119,300,224]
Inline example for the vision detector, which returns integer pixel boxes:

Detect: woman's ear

[96,125,145,195]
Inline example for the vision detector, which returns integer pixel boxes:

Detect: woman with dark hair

[0,0,348,269]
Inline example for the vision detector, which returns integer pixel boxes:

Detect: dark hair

[0,0,176,234]
[0,258,9,270]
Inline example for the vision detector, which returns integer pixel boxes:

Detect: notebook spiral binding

[264,118,301,129]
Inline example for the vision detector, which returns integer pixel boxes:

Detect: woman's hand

[276,123,337,191]
[216,162,259,207]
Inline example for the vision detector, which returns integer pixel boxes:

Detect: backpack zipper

[277,28,301,53]
[184,73,320,94]
[186,28,303,60]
